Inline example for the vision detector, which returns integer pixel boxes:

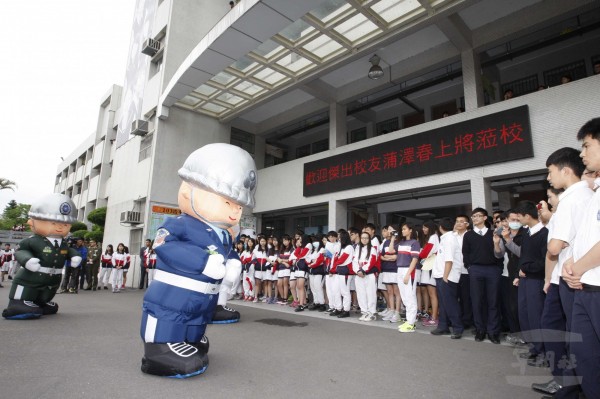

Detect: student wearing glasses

[462,208,504,344]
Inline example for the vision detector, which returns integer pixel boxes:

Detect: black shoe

[450,332,462,339]
[188,335,210,354]
[317,304,328,312]
[337,311,350,318]
[209,305,240,324]
[307,304,318,311]
[2,299,44,319]
[295,305,305,312]
[84,288,92,291]
[519,352,536,360]
[475,331,486,342]
[7,275,12,280]
[528,355,549,368]
[141,342,208,378]
[531,379,562,395]
[104,286,108,290]
[488,334,501,344]
[430,329,451,336]
[330,310,341,316]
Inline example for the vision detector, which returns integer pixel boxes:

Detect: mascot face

[28,218,71,238]
[178,182,243,230]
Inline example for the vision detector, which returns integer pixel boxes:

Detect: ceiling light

[368,54,384,80]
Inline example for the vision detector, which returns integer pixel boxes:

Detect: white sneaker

[390,312,400,323]
[364,313,376,322]
[379,309,391,317]
[359,313,368,321]
[382,311,393,321]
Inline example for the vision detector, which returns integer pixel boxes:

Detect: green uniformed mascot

[2,193,82,319]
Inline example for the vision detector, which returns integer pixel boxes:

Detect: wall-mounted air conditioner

[131,120,149,136]
[141,38,161,56]
[120,211,142,224]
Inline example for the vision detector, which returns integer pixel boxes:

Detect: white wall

[253,74,600,213]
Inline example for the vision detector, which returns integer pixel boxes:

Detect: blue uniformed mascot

[140,143,257,378]
[2,194,82,319]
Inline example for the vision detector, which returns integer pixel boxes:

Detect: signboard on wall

[147,204,181,240]
[303,106,533,196]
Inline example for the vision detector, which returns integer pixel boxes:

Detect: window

[501,74,539,97]
[311,138,329,154]
[129,229,142,257]
[139,134,153,162]
[349,127,367,143]
[231,128,255,156]
[543,60,586,87]
[376,117,398,136]
[296,144,311,159]
[431,100,458,120]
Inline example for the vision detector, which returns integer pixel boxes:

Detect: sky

[0,0,136,212]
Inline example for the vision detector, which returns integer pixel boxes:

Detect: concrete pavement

[0,283,551,399]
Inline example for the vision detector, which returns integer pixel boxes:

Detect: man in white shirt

[533,147,590,397]
[562,118,600,399]
[454,214,473,329]
[430,217,464,339]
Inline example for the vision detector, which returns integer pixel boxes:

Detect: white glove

[71,256,82,268]
[25,258,41,272]
[202,254,226,280]
[224,259,242,284]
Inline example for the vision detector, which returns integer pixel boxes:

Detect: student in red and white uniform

[241,238,255,301]
[381,226,402,322]
[324,231,340,312]
[393,223,421,333]
[353,231,379,321]
[121,245,131,290]
[146,248,157,286]
[1,243,15,284]
[266,237,280,304]
[277,235,293,305]
[307,235,326,311]
[419,221,440,327]
[330,230,354,318]
[252,236,269,303]
[111,243,127,293]
[290,234,312,311]
[99,244,113,290]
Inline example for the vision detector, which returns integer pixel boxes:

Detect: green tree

[0,178,17,191]
[0,200,30,230]
[70,221,88,233]
[87,207,106,228]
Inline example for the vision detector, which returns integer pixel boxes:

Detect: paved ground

[0,283,552,399]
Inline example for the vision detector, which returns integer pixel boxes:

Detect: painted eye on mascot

[244,170,256,191]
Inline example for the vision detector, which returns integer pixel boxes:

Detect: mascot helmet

[178,143,257,209]
[28,193,77,224]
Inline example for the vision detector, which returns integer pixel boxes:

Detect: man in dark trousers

[139,239,152,289]
[514,201,548,368]
[462,207,504,344]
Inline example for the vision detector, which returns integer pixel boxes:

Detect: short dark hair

[439,217,454,232]
[546,147,585,177]
[577,118,600,141]
[515,201,538,219]
[348,227,361,236]
[471,207,488,217]
[364,223,377,232]
[326,230,338,238]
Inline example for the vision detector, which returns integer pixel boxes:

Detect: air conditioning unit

[120,211,142,224]
[141,38,161,56]
[131,120,149,136]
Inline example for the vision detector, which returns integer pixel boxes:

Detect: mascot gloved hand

[140,143,257,378]
[2,194,79,320]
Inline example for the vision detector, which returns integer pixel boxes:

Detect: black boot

[209,305,240,324]
[141,342,209,378]
[188,335,209,354]
[2,299,44,319]
[35,301,59,315]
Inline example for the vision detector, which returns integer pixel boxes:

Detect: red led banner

[303,105,533,196]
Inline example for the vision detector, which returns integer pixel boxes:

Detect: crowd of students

[221,118,600,399]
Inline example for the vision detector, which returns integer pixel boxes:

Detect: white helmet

[178,143,257,208]
[29,193,77,223]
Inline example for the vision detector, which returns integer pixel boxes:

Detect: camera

[391,231,399,237]
[495,227,504,236]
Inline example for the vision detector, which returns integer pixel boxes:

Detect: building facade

[56,0,600,279]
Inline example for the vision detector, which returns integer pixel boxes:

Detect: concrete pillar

[328,199,347,231]
[366,121,375,139]
[254,135,266,169]
[470,177,492,212]
[461,49,484,111]
[329,103,347,150]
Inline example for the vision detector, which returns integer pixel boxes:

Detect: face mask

[509,222,522,230]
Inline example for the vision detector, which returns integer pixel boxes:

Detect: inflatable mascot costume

[2,193,82,319]
[140,143,257,378]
